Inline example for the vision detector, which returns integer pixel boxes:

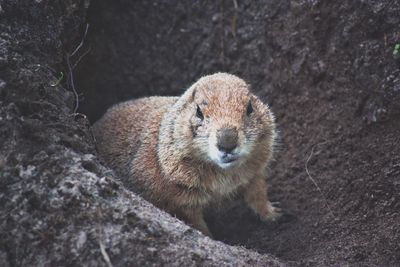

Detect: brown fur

[92,73,280,237]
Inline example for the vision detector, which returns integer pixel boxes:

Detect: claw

[271,201,281,208]
[259,201,283,222]
[274,207,282,213]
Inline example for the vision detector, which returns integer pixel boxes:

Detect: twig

[305,141,335,217]
[99,239,113,267]
[95,205,113,267]
[232,0,238,9]
[69,112,88,120]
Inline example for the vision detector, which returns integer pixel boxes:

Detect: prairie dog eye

[246,101,253,116]
[196,105,204,120]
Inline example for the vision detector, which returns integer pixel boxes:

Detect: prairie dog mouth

[210,148,242,169]
[221,153,239,163]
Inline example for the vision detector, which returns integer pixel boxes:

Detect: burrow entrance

[74,1,400,266]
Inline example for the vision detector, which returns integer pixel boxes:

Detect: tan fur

[92,73,280,237]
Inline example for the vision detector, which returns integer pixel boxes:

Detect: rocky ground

[1,0,399,266]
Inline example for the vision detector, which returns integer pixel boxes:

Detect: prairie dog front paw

[259,201,282,222]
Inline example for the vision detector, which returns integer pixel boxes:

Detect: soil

[75,0,400,266]
[0,1,282,266]
[1,0,399,266]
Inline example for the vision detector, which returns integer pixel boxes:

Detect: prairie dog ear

[190,84,198,102]
[185,81,202,102]
[249,94,260,107]
[174,82,198,111]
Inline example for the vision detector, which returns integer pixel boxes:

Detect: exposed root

[305,140,335,217]
[231,0,238,37]
[72,47,92,70]
[66,54,80,113]
[66,23,90,113]
[70,24,89,57]
[219,0,225,66]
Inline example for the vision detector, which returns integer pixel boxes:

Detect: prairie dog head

[173,73,276,169]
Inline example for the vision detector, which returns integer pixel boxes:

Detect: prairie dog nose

[217,127,238,153]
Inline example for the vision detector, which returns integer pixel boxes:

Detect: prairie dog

[92,73,280,236]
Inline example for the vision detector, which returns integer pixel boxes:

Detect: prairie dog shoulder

[92,96,177,176]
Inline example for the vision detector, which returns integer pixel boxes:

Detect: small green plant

[393,43,400,55]
[50,72,64,87]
